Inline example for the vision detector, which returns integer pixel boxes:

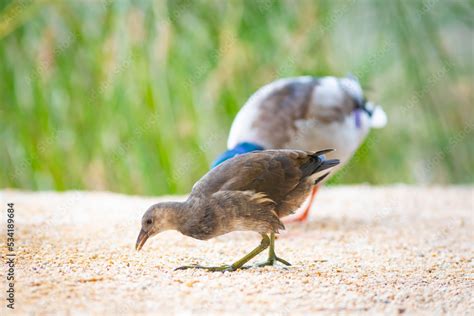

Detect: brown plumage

[136,149,339,271]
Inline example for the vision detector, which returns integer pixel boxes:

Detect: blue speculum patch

[211,142,265,168]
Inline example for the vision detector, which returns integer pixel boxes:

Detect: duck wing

[228,77,357,149]
[227,77,318,149]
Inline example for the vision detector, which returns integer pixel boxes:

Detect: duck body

[213,76,386,174]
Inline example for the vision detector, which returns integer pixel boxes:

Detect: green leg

[175,234,271,272]
[256,233,291,267]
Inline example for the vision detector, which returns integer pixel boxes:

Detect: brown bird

[136,149,339,271]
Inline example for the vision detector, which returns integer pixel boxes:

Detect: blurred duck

[212,75,387,222]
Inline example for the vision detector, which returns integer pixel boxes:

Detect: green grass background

[1,0,473,195]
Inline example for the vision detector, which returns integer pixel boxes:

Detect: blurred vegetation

[0,0,473,195]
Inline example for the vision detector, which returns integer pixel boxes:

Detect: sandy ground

[0,185,473,315]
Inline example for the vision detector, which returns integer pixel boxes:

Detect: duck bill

[135,229,149,251]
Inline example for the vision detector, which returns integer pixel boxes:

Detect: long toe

[206,265,236,272]
[255,257,291,268]
[174,264,199,271]
[275,256,291,266]
[174,264,236,272]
